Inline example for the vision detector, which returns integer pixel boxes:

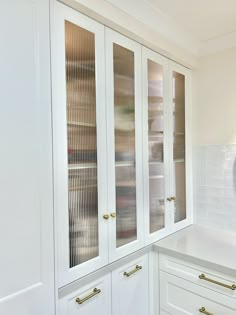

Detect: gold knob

[167,197,172,202]
[110,213,116,218]
[171,196,176,201]
[103,214,109,220]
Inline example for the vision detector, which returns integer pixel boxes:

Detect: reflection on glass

[65,21,99,267]
[113,43,137,247]
[147,59,165,233]
[173,71,186,223]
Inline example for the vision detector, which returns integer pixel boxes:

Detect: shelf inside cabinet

[67,121,96,128]
[68,163,97,170]
[174,158,185,163]
[115,161,135,167]
[149,175,164,179]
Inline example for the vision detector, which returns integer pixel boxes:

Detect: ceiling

[146,0,236,41]
[105,0,236,57]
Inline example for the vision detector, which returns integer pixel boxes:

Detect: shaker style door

[51,2,108,287]
[142,47,171,245]
[105,29,144,261]
[0,1,54,314]
[168,62,193,231]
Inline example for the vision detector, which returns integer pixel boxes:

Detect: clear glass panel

[147,59,165,233]
[173,71,186,223]
[65,20,99,267]
[113,43,137,248]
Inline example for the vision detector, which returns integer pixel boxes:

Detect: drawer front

[159,254,236,299]
[112,254,149,315]
[160,271,236,315]
[58,274,111,315]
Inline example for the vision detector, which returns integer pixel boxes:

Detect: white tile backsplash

[193,144,236,232]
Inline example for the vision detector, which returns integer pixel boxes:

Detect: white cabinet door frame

[142,46,171,245]
[168,61,193,232]
[0,0,54,314]
[105,28,144,261]
[51,2,108,287]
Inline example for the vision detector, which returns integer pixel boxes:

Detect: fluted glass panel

[147,59,165,233]
[113,43,137,248]
[173,71,186,223]
[65,20,99,267]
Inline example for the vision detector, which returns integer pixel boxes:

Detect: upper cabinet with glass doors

[105,29,143,261]
[142,50,192,245]
[52,2,192,288]
[169,61,192,231]
[51,3,108,287]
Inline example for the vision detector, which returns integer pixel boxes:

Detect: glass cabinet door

[142,47,170,244]
[52,4,108,286]
[170,62,192,230]
[106,29,143,261]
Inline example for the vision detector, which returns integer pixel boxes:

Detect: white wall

[193,47,236,145]
[192,47,236,232]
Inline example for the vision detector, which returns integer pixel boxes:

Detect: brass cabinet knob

[110,213,116,218]
[167,196,176,202]
[103,214,109,220]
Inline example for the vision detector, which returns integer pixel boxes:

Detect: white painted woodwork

[142,46,171,245]
[105,28,144,262]
[52,1,192,289]
[112,254,149,315]
[51,2,109,287]
[0,1,54,314]
[160,271,236,314]
[58,274,111,315]
[169,61,193,233]
[159,254,236,299]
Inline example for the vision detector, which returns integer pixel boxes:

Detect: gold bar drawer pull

[199,307,213,315]
[124,265,142,277]
[76,288,101,304]
[199,273,236,291]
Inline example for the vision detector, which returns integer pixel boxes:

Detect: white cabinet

[58,253,150,315]
[105,28,144,262]
[52,1,192,288]
[0,1,54,314]
[159,254,236,315]
[112,255,149,315]
[59,274,111,315]
[52,0,109,288]
[142,50,192,245]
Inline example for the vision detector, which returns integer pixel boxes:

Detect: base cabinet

[59,274,112,315]
[112,255,149,315]
[159,254,236,315]
[58,253,150,315]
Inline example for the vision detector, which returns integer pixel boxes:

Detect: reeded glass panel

[147,59,165,233]
[65,20,99,267]
[173,71,186,223]
[113,43,137,248]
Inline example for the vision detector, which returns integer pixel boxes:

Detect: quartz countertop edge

[153,224,236,277]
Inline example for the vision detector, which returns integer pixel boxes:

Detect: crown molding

[199,30,236,56]
[58,0,236,66]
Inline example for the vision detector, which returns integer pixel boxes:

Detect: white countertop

[154,224,236,277]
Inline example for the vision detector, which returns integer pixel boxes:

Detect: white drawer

[112,254,149,315]
[58,274,111,315]
[159,254,236,299]
[160,271,236,315]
